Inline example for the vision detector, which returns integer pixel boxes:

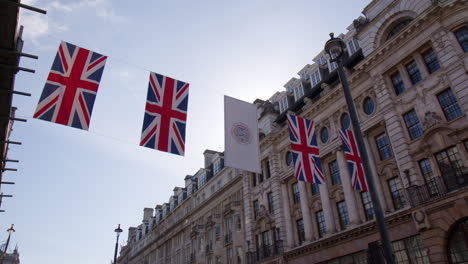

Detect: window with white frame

[293,84,304,100]
[347,38,360,54]
[198,172,206,186]
[311,69,321,86]
[300,71,309,80]
[318,56,326,66]
[213,159,222,174]
[329,59,338,71]
[279,96,289,113]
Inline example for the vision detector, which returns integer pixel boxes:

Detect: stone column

[298,182,314,241]
[363,136,389,212]
[318,183,336,234]
[280,183,294,249]
[336,149,362,226]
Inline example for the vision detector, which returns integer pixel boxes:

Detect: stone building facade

[118,0,468,263]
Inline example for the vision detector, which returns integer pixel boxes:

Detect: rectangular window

[454,26,468,52]
[336,201,350,229]
[329,60,338,71]
[227,247,233,264]
[422,48,440,73]
[235,215,242,231]
[253,200,259,219]
[360,191,374,221]
[316,210,326,238]
[292,183,300,204]
[267,192,274,213]
[236,247,243,264]
[403,109,424,140]
[375,133,393,160]
[279,96,289,113]
[215,226,221,242]
[252,173,257,187]
[262,159,271,179]
[311,183,320,195]
[296,219,305,244]
[405,60,422,84]
[437,88,463,121]
[388,177,406,210]
[318,56,326,66]
[435,146,467,191]
[391,72,406,95]
[348,38,360,54]
[419,158,439,196]
[329,160,341,185]
[294,85,305,100]
[392,235,430,264]
[311,69,321,86]
[258,173,264,183]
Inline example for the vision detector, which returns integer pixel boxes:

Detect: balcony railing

[246,240,283,264]
[225,232,233,246]
[189,253,196,264]
[406,174,467,207]
[205,243,213,255]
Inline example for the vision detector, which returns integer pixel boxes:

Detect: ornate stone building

[118,0,468,263]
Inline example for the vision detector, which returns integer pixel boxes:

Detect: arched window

[448,218,468,263]
[386,18,413,41]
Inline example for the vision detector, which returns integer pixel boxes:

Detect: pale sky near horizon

[2,0,369,263]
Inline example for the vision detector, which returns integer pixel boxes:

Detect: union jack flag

[33,41,107,130]
[338,128,368,191]
[286,114,325,183]
[140,72,189,156]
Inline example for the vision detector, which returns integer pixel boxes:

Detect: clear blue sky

[2,0,369,263]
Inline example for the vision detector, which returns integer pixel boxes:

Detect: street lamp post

[1,224,15,264]
[113,224,123,264]
[324,33,395,264]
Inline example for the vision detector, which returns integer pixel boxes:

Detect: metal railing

[246,240,283,264]
[224,232,233,246]
[406,174,467,207]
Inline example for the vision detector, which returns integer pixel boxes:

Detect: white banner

[224,95,261,173]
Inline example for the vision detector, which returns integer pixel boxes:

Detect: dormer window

[279,97,289,113]
[213,159,223,175]
[311,70,321,86]
[347,38,360,54]
[286,85,293,94]
[318,56,327,66]
[300,72,309,80]
[198,172,207,186]
[329,59,338,72]
[293,85,304,100]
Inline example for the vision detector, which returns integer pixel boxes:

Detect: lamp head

[324,33,346,59]
[7,224,15,233]
[115,224,123,235]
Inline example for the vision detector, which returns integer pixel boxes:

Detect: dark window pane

[337,201,350,229]
[329,160,341,185]
[267,192,274,213]
[437,88,463,121]
[363,97,375,115]
[391,72,406,95]
[388,177,406,210]
[296,219,305,244]
[403,110,423,140]
[360,191,374,221]
[292,183,300,204]
[419,159,439,196]
[435,146,468,191]
[286,151,293,167]
[454,26,468,52]
[448,218,468,264]
[375,133,393,160]
[406,60,422,84]
[320,127,329,143]
[311,183,320,195]
[253,200,259,219]
[315,210,326,238]
[386,18,412,40]
[341,113,350,129]
[422,48,440,73]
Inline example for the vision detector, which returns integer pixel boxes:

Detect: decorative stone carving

[412,209,431,231]
[353,16,369,33]
[422,111,443,130]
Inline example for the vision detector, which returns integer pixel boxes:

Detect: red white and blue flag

[140,72,189,156]
[33,41,107,130]
[338,128,368,191]
[286,114,325,183]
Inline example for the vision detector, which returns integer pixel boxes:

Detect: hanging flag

[286,114,325,183]
[33,41,107,130]
[338,128,368,191]
[224,96,261,173]
[140,72,189,156]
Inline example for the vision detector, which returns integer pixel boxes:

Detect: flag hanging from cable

[140,72,189,156]
[33,41,107,130]
[286,114,325,183]
[224,96,261,173]
[338,128,368,191]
